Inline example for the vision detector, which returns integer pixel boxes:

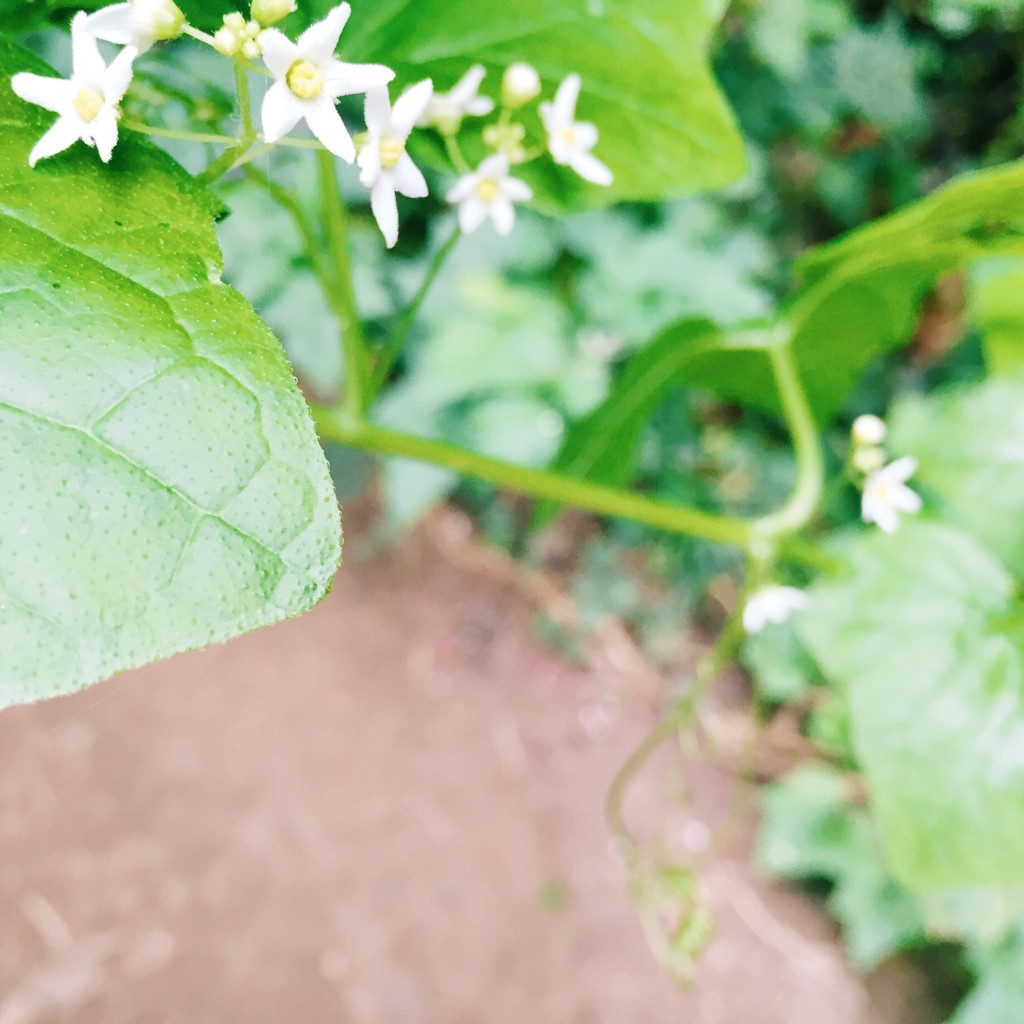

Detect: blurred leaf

[677,160,1024,422]
[743,619,818,704]
[800,523,1024,888]
[534,319,775,525]
[890,376,1024,575]
[0,39,340,705]
[970,259,1024,377]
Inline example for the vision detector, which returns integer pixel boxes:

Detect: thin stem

[312,410,755,547]
[180,24,217,47]
[442,131,472,174]
[316,149,369,417]
[122,121,238,146]
[195,60,257,183]
[750,340,825,542]
[605,602,747,852]
[369,224,462,398]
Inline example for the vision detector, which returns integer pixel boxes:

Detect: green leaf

[0,39,341,707]
[890,377,1024,576]
[534,318,775,524]
[970,259,1024,377]
[671,159,1024,422]
[799,523,1024,888]
[336,0,746,206]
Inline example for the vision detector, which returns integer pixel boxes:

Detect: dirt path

[0,509,884,1023]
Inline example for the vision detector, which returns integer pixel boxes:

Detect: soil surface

[0,508,913,1023]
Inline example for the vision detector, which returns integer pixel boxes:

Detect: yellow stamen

[379,137,405,170]
[475,178,501,203]
[287,60,324,100]
[73,87,105,123]
[559,126,577,147]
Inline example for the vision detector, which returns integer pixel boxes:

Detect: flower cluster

[849,414,922,534]
[10,3,614,249]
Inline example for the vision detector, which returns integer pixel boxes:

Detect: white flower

[418,65,494,133]
[84,0,184,53]
[357,81,432,248]
[11,12,136,167]
[259,3,394,163]
[446,152,533,236]
[501,62,541,108]
[743,586,809,634]
[539,73,612,187]
[861,456,922,534]
[852,413,887,447]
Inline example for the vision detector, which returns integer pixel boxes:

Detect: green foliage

[890,377,1024,575]
[970,259,1024,377]
[0,39,341,706]
[337,0,746,205]
[800,524,1024,888]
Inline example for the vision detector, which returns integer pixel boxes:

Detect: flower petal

[261,81,303,142]
[573,121,599,150]
[357,141,381,187]
[90,107,119,162]
[457,196,488,234]
[490,196,516,236]
[392,152,427,198]
[371,179,399,248]
[298,2,351,63]
[446,173,476,204]
[103,45,138,105]
[569,150,613,186]
[324,60,395,98]
[502,176,533,202]
[11,73,72,114]
[553,73,581,124]
[391,79,433,139]
[28,116,83,167]
[304,97,355,162]
[882,455,918,484]
[476,152,509,180]
[83,3,138,46]
[743,601,766,634]
[449,64,486,105]
[465,95,495,117]
[259,28,299,80]
[363,86,391,137]
[70,12,107,87]
[891,484,923,514]
[538,100,557,134]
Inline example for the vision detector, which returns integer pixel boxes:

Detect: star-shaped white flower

[259,3,394,163]
[446,153,533,236]
[743,586,808,634]
[539,74,612,187]
[418,65,494,133]
[861,456,922,534]
[11,12,136,167]
[84,0,184,54]
[357,80,432,248]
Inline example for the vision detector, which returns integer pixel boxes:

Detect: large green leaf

[650,160,1024,423]
[338,0,746,205]
[0,39,341,707]
[890,376,1024,576]
[799,523,1024,888]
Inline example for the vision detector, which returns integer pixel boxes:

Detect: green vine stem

[368,224,463,398]
[316,149,370,418]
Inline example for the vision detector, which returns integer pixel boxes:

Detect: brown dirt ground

[0,507,935,1023]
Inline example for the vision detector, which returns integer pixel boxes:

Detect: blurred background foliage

[12,0,1024,1016]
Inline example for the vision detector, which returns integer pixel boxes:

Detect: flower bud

[852,414,886,447]
[251,0,296,26]
[483,121,527,162]
[143,0,185,41]
[213,25,241,56]
[501,62,541,108]
[223,11,247,33]
[241,37,262,59]
[852,445,886,474]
